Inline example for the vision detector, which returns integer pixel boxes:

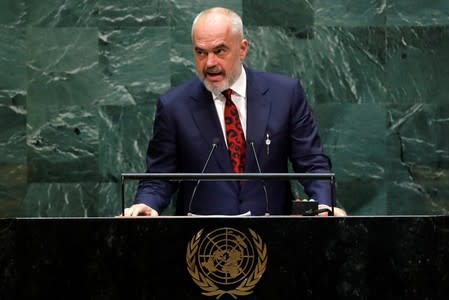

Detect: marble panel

[0,163,27,217]
[314,0,387,26]
[386,104,449,214]
[0,28,26,91]
[243,0,314,30]
[18,182,99,217]
[27,67,136,108]
[98,105,153,182]
[0,0,25,26]
[387,0,449,26]
[98,181,177,217]
[26,27,134,107]
[244,26,315,101]
[315,103,388,214]
[98,27,171,103]
[0,94,26,163]
[27,27,98,73]
[97,182,133,217]
[312,26,387,104]
[97,0,170,27]
[26,27,98,107]
[98,104,153,216]
[0,93,27,217]
[385,26,449,104]
[25,0,98,27]
[27,105,98,182]
[169,27,197,86]
[170,0,242,27]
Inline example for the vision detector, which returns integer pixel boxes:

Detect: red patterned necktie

[222,88,246,173]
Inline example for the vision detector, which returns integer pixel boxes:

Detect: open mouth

[205,69,224,81]
[207,72,222,80]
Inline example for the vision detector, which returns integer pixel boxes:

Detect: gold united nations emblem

[186,227,267,298]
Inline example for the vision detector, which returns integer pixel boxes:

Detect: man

[124,7,346,217]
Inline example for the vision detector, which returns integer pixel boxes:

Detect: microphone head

[212,137,220,146]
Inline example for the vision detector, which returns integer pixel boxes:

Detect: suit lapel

[188,68,272,176]
[245,68,271,173]
[189,82,233,172]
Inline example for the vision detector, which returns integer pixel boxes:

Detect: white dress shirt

[211,66,247,147]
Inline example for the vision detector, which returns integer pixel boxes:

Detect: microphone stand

[249,140,270,216]
[187,138,220,214]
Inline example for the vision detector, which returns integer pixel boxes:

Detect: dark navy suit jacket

[135,67,333,215]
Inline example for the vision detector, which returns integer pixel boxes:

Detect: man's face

[192,15,248,93]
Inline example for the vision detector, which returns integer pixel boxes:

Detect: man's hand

[122,203,159,217]
[318,204,347,216]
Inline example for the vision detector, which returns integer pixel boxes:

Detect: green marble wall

[0,0,448,217]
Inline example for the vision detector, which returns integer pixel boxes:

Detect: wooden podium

[1,216,448,299]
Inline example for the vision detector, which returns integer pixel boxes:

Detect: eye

[195,49,207,56]
[214,48,227,56]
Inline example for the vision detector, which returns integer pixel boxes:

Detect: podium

[120,172,336,215]
[1,216,449,299]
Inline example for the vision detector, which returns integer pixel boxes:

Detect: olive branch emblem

[186,228,267,299]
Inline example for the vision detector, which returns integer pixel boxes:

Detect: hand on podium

[292,199,347,216]
[317,204,347,216]
[122,203,159,217]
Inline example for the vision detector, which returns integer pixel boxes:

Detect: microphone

[187,138,220,215]
[248,139,270,216]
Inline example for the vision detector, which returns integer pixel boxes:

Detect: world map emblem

[186,227,267,298]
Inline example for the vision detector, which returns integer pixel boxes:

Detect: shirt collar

[212,65,247,99]
[230,65,246,98]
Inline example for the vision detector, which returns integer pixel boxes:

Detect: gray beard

[197,64,242,95]
[202,78,230,95]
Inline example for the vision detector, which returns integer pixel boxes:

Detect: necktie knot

[222,89,233,101]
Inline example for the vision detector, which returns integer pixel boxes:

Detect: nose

[206,52,217,67]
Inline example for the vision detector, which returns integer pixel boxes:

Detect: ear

[239,39,249,61]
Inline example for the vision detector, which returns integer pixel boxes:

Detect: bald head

[191,7,248,94]
[191,7,244,41]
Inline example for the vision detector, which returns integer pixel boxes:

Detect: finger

[334,207,347,216]
[123,207,131,217]
[131,206,141,217]
[317,204,330,216]
[127,206,139,217]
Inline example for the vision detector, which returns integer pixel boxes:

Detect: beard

[198,63,241,95]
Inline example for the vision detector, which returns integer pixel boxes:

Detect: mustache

[204,66,224,74]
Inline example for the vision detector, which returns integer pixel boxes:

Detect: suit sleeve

[134,97,178,213]
[289,80,334,205]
